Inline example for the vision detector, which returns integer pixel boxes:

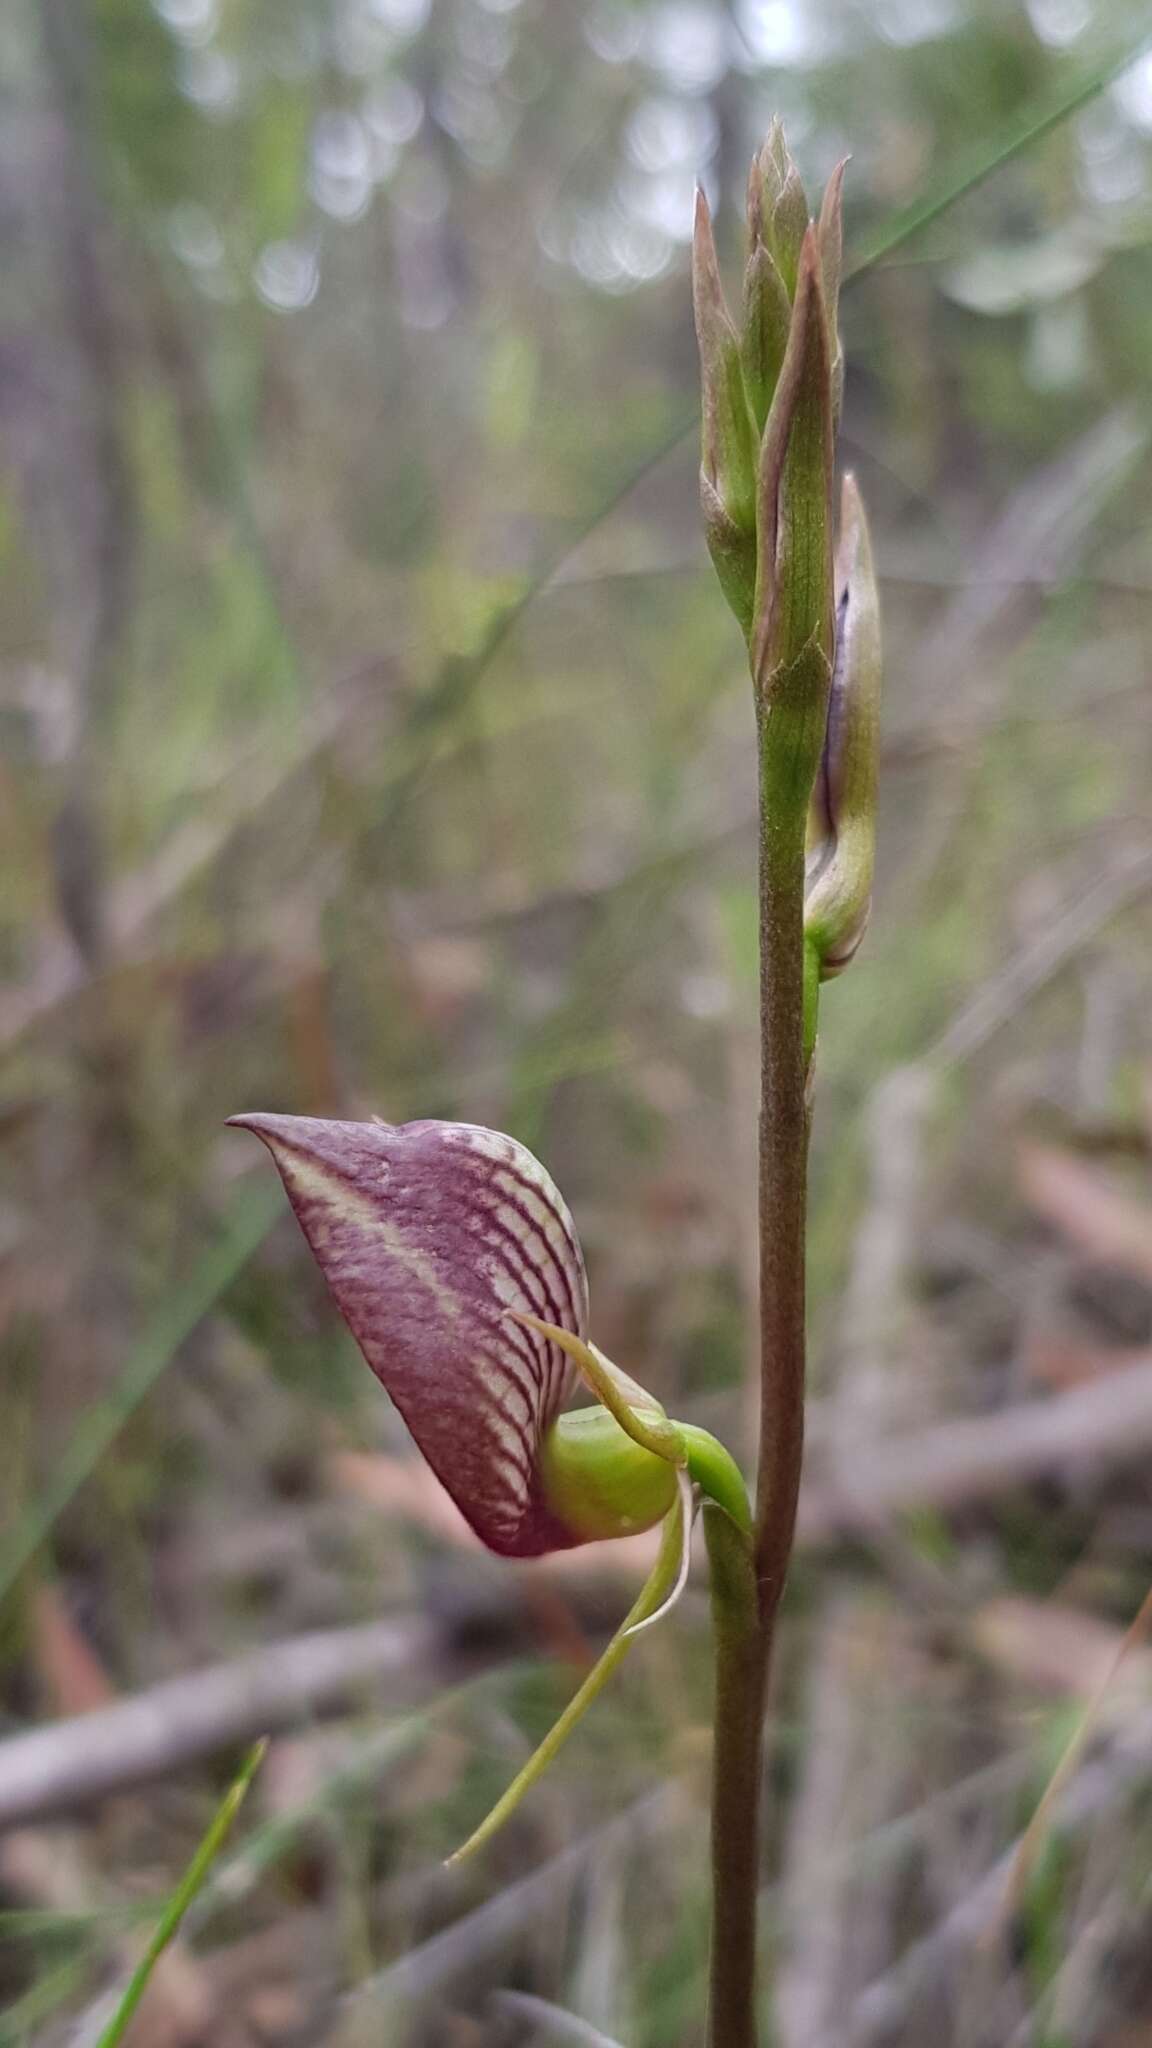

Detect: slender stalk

[447,1491,689,1868]
[752,750,811,1629]
[697,123,878,2046]
[705,747,811,2048]
[705,1507,768,2048]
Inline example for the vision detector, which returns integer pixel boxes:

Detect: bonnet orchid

[229,1112,750,1859]
[226,121,877,2041]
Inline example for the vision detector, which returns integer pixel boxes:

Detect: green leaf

[846,23,1152,280]
[95,1741,266,2048]
[0,1187,282,1613]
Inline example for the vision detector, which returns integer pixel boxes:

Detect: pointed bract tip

[792,226,832,345]
[765,116,787,174]
[818,161,846,240]
[839,468,864,524]
[746,152,763,245]
[835,471,872,587]
[775,226,826,354]
[798,221,822,278]
[692,190,725,286]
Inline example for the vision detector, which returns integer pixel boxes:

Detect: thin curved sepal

[621,1468,695,1638]
[446,1474,693,1868]
[508,1312,685,1466]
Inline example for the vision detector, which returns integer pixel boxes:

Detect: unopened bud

[741,238,793,436]
[693,186,759,636]
[752,230,836,696]
[816,159,847,423]
[695,121,851,840]
[804,474,881,977]
[751,119,809,297]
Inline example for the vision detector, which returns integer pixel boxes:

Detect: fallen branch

[0,1619,430,1829]
[5,1359,1152,1828]
[800,1350,1152,1545]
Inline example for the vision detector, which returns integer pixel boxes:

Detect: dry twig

[0,1619,430,1828]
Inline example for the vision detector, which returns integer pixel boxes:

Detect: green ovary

[540,1407,680,1542]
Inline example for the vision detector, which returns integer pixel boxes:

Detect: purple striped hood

[229,1114,590,1556]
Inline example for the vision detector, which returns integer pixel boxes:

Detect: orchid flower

[229,1112,750,1859]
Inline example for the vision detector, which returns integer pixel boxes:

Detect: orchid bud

[816,159,847,425]
[694,123,875,1068]
[750,119,809,298]
[747,229,837,832]
[693,188,759,636]
[740,128,845,437]
[803,473,881,979]
[740,131,797,437]
[695,125,842,812]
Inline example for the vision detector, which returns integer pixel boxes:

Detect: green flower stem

[704,720,815,2047]
[681,1425,754,1536]
[703,1505,766,2048]
[753,721,813,1631]
[446,1496,688,1869]
[803,934,821,1070]
[695,124,870,2046]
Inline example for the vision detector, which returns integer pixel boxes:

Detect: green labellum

[539,1406,680,1542]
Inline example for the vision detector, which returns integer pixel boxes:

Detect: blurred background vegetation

[2,0,1152,2040]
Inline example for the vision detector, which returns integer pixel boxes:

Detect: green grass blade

[845,24,1152,280]
[372,412,695,842]
[0,1184,283,1611]
[94,1740,266,2048]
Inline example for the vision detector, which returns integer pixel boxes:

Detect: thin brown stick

[0,1619,429,1827]
[799,1349,1152,1544]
